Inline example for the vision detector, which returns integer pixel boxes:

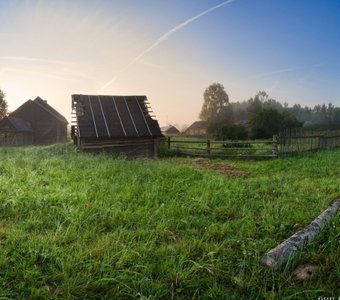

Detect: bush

[214,123,249,140]
[250,108,301,139]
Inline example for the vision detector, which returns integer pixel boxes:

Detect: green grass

[0,143,339,299]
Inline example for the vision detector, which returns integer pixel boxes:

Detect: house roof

[185,121,207,131]
[10,96,68,124]
[72,94,163,138]
[164,125,180,134]
[32,97,68,124]
[0,116,33,132]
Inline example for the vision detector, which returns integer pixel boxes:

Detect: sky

[1,0,340,128]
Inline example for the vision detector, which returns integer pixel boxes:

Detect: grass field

[0,143,339,299]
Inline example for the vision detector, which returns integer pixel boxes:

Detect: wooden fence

[166,136,278,158]
[166,130,340,158]
[279,130,340,156]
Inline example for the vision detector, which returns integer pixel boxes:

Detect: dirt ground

[190,159,249,178]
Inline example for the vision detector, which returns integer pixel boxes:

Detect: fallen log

[262,199,340,268]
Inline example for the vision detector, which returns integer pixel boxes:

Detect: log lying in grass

[262,199,340,268]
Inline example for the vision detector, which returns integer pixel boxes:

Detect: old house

[161,125,181,136]
[185,121,207,136]
[71,94,163,157]
[0,116,33,146]
[0,97,68,146]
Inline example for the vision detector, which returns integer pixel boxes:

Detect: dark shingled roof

[72,94,162,138]
[32,97,68,124]
[9,117,33,132]
[0,116,33,132]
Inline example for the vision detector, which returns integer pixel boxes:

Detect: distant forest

[200,84,340,139]
[231,92,340,131]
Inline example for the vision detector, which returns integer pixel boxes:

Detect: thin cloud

[0,56,76,66]
[1,57,101,85]
[0,33,16,37]
[253,67,298,79]
[253,63,325,80]
[98,0,235,93]
[3,67,73,81]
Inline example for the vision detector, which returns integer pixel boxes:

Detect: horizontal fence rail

[166,130,340,159]
[166,136,278,158]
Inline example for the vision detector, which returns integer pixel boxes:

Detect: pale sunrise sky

[1,0,340,128]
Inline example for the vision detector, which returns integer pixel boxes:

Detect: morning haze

[0,0,339,127]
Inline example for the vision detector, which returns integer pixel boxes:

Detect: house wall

[10,101,67,144]
[164,131,180,136]
[0,132,33,146]
[164,129,180,136]
[186,128,207,136]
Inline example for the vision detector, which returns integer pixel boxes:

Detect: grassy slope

[0,144,338,299]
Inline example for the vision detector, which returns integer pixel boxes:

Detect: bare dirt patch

[191,159,249,178]
[293,264,319,281]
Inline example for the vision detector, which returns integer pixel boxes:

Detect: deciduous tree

[250,108,301,138]
[199,83,229,121]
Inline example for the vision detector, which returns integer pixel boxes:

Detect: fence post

[167,136,171,149]
[319,136,325,149]
[207,139,211,156]
[272,135,278,158]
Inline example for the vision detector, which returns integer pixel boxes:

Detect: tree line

[200,83,340,140]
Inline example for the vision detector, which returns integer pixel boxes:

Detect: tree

[214,123,248,140]
[330,107,340,130]
[250,108,283,138]
[281,110,302,129]
[199,83,229,121]
[246,93,263,115]
[0,89,8,119]
[247,91,283,116]
[250,108,301,139]
[254,90,269,103]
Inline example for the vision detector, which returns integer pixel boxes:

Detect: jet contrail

[98,0,235,93]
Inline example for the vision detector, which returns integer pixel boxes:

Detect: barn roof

[72,94,162,138]
[9,117,33,131]
[10,97,68,124]
[33,97,68,124]
[0,116,33,132]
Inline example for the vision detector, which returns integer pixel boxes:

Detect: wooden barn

[0,97,68,146]
[71,94,163,157]
[0,116,33,146]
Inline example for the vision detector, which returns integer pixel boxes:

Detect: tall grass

[0,143,338,299]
